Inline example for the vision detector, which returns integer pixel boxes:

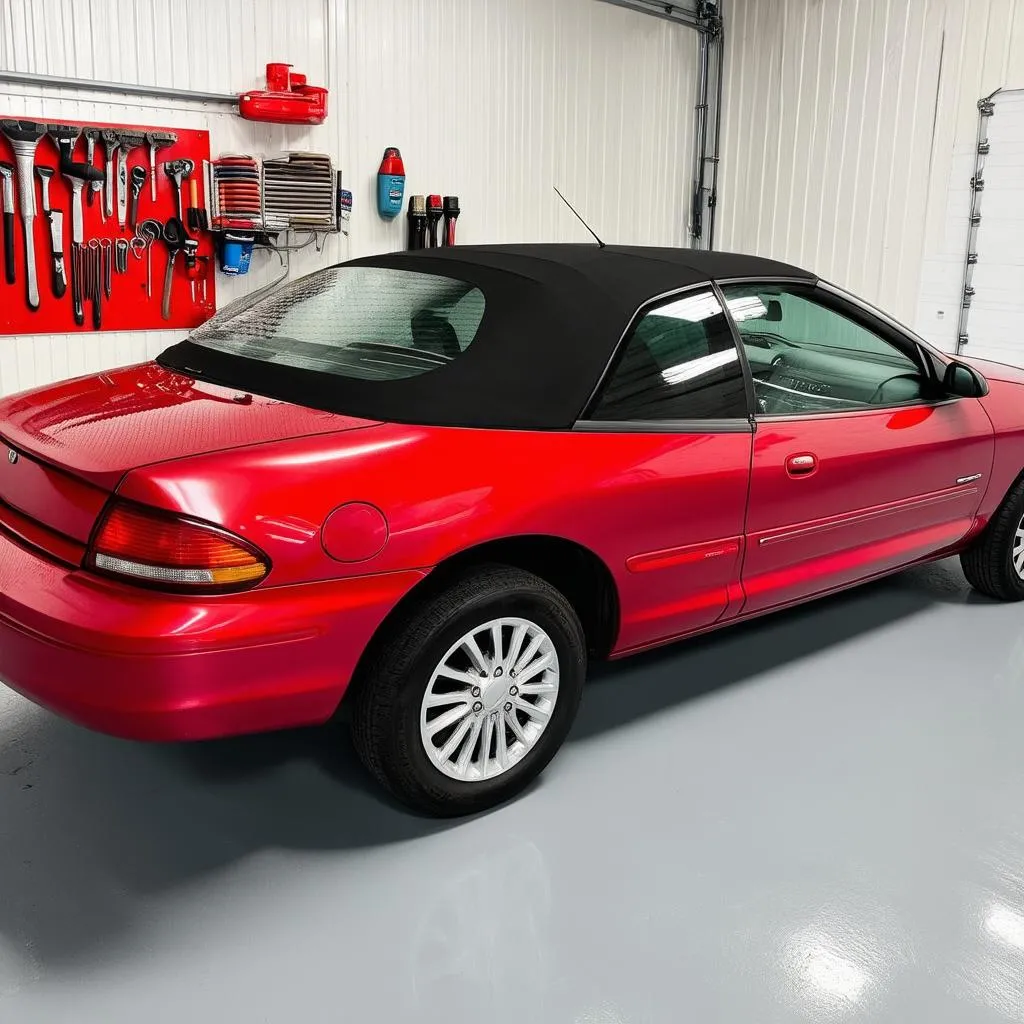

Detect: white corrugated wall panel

[720,0,1024,344]
[718,0,943,321]
[345,0,696,255]
[0,0,698,397]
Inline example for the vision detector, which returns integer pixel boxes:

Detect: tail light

[87,500,269,592]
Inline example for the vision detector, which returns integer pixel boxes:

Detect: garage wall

[0,0,697,395]
[717,0,1024,348]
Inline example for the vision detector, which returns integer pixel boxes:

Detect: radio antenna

[553,186,605,248]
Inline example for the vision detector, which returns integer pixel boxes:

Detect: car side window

[721,284,928,415]
[587,289,748,421]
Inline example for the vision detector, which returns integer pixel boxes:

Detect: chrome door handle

[785,453,818,477]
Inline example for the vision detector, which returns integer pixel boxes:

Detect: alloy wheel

[420,617,560,782]
[1014,514,1024,580]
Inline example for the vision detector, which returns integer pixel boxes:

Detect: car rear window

[189,266,486,381]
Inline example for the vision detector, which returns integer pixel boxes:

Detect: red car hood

[0,363,378,490]
[961,355,1024,386]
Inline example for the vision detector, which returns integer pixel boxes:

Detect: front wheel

[349,565,586,816]
[961,477,1024,601]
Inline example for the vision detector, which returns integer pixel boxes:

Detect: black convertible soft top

[161,244,815,430]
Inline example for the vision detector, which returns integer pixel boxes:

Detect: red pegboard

[0,115,216,336]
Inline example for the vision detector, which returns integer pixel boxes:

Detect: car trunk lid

[0,363,378,562]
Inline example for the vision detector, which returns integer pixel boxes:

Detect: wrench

[137,218,162,299]
[129,165,146,229]
[0,162,14,286]
[161,216,185,320]
[83,127,102,206]
[35,166,67,299]
[1,119,47,310]
[145,131,177,202]
[164,159,192,222]
[100,129,121,219]
[117,132,146,229]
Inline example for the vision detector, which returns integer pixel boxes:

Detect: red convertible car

[0,245,1022,815]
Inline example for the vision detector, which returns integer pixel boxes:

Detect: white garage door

[967,91,1024,367]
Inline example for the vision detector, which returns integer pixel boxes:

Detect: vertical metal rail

[956,91,997,354]
[689,1,723,250]
[597,0,724,250]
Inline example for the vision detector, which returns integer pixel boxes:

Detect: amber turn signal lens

[89,501,268,590]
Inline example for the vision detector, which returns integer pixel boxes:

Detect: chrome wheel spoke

[439,716,473,762]
[519,679,557,695]
[436,665,482,688]
[505,708,529,744]
[495,713,509,769]
[479,713,495,778]
[462,634,489,675]
[513,650,554,686]
[490,621,504,667]
[1015,516,1024,580]
[421,616,560,782]
[513,696,550,722]
[454,717,482,776]
[427,702,472,738]
[424,690,470,709]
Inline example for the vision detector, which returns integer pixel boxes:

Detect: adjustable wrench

[101,129,121,219]
[83,127,103,207]
[35,167,67,299]
[129,165,146,229]
[1,119,47,310]
[117,132,146,229]
[164,159,192,222]
[0,162,14,286]
[145,131,177,202]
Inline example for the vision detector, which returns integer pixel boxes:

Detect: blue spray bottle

[376,147,406,219]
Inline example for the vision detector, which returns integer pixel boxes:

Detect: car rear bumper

[0,529,425,740]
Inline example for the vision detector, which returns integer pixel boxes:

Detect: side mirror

[944,360,988,398]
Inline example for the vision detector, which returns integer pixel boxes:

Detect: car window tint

[189,267,486,381]
[722,284,926,415]
[587,289,748,421]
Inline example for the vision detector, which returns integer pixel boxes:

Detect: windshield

[188,266,486,381]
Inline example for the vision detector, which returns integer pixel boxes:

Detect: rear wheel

[349,565,586,816]
[960,477,1024,601]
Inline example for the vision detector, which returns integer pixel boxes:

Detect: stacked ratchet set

[0,116,215,334]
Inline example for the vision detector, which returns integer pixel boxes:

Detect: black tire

[960,476,1024,601]
[349,564,586,816]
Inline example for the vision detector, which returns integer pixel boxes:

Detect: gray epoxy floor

[2,558,1024,1022]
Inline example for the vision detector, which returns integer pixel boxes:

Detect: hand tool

[116,132,146,229]
[87,239,102,329]
[129,165,146,229]
[35,167,67,299]
[71,244,84,325]
[197,255,210,303]
[1,119,48,310]
[101,129,122,218]
[426,194,443,248]
[183,237,199,302]
[46,123,81,170]
[164,160,191,222]
[145,131,177,202]
[100,238,113,298]
[407,195,427,250]
[0,162,15,285]
[61,160,104,254]
[187,177,209,232]
[115,238,129,274]
[160,217,185,320]
[96,132,118,223]
[83,128,102,206]
[137,218,162,298]
[442,196,460,246]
